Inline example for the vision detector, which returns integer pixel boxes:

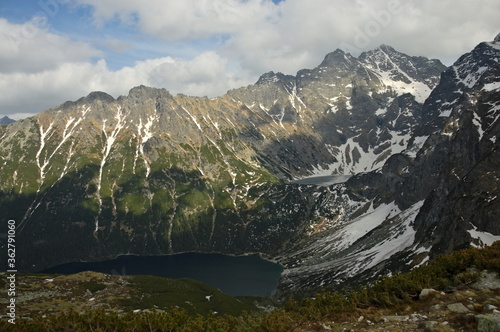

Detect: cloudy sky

[0,0,498,119]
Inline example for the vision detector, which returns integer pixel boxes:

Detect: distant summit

[0,116,15,125]
[494,32,500,43]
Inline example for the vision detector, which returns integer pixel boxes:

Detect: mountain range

[0,33,499,296]
[0,116,15,125]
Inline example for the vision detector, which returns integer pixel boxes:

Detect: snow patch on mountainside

[361,48,435,103]
[483,82,500,91]
[280,199,427,291]
[335,201,402,251]
[374,69,431,103]
[96,106,126,233]
[468,225,500,247]
[292,200,401,259]
[404,135,429,158]
[347,200,424,276]
[308,130,412,176]
[459,66,489,88]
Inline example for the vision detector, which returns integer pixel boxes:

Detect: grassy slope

[2,242,500,331]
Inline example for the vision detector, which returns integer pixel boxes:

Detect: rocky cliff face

[410,36,500,254]
[0,88,319,271]
[228,46,446,177]
[278,35,500,296]
[0,35,497,297]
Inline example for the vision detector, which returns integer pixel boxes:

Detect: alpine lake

[40,175,348,297]
[41,253,283,297]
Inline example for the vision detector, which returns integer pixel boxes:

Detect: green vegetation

[4,242,499,331]
[0,115,297,274]
[81,280,107,293]
[350,241,500,308]
[121,275,257,316]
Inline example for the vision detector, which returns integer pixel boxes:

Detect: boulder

[419,288,439,300]
[447,303,470,313]
[473,271,500,291]
[476,314,500,332]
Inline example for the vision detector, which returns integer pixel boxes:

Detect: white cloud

[74,0,499,75]
[223,0,500,75]
[0,18,102,74]
[0,52,250,115]
[348,0,500,61]
[75,0,279,40]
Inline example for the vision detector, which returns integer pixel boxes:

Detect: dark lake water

[41,253,283,296]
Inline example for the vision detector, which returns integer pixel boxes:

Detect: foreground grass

[2,242,500,331]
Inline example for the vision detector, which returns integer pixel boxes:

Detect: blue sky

[0,0,283,71]
[2,0,173,69]
[0,0,499,119]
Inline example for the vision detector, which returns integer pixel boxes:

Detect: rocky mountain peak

[494,32,500,43]
[226,44,447,176]
[358,45,447,103]
[449,36,500,95]
[255,71,294,85]
[63,91,116,110]
[126,85,172,101]
[318,49,355,67]
[0,116,15,125]
[86,91,115,102]
[359,44,395,60]
[377,44,397,53]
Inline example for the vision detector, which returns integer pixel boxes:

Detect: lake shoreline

[40,252,284,297]
[57,250,283,269]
